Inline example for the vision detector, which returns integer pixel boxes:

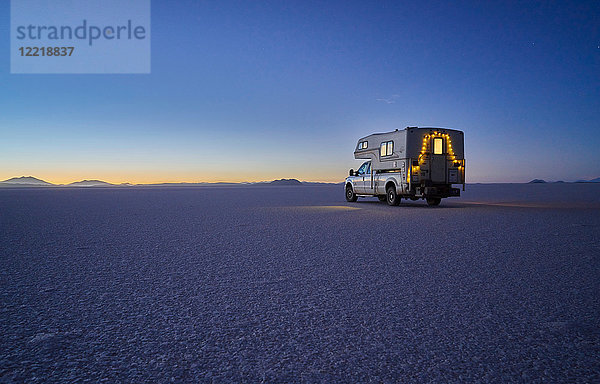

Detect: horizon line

[2,175,600,186]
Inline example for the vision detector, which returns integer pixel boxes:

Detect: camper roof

[357,127,462,140]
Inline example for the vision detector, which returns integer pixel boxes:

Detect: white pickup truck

[345,127,465,206]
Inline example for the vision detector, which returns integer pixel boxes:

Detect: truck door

[363,162,374,194]
[430,137,447,183]
[354,161,370,193]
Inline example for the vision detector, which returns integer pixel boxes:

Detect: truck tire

[345,185,358,202]
[386,186,400,206]
[427,197,441,206]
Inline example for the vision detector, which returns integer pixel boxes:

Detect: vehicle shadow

[352,199,465,209]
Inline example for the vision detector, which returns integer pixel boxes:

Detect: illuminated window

[380,141,393,157]
[358,141,368,150]
[433,138,443,154]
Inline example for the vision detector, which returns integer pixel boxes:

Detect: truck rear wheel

[345,185,358,202]
[426,197,441,206]
[386,186,400,206]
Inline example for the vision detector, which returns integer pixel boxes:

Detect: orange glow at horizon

[0,169,347,185]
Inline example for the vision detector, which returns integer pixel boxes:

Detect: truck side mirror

[349,169,354,176]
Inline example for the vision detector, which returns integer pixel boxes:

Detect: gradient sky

[1,0,599,183]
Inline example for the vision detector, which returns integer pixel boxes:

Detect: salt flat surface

[1,184,599,382]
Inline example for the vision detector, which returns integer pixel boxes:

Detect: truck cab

[351,161,374,195]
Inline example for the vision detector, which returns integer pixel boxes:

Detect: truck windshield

[357,162,369,175]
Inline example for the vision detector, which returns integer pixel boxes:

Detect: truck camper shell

[354,127,464,170]
[346,127,465,206]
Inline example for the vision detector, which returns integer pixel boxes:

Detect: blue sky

[1,0,599,183]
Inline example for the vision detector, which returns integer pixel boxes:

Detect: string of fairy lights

[412,131,464,179]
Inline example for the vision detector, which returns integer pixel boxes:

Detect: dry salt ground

[1,183,599,382]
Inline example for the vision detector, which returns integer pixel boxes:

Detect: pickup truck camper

[345,127,465,206]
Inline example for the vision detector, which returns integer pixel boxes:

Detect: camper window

[433,138,443,154]
[358,141,368,150]
[380,141,393,157]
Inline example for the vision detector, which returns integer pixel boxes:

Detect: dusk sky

[1,0,599,183]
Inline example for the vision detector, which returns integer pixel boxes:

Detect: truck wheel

[386,186,400,206]
[378,195,387,202]
[345,185,358,202]
[426,197,441,206]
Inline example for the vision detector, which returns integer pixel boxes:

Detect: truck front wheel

[345,185,358,202]
[386,186,400,206]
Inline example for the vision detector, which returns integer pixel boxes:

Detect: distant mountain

[575,177,600,183]
[528,179,546,184]
[140,182,243,187]
[0,176,53,186]
[302,181,345,186]
[67,180,115,187]
[268,179,303,186]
